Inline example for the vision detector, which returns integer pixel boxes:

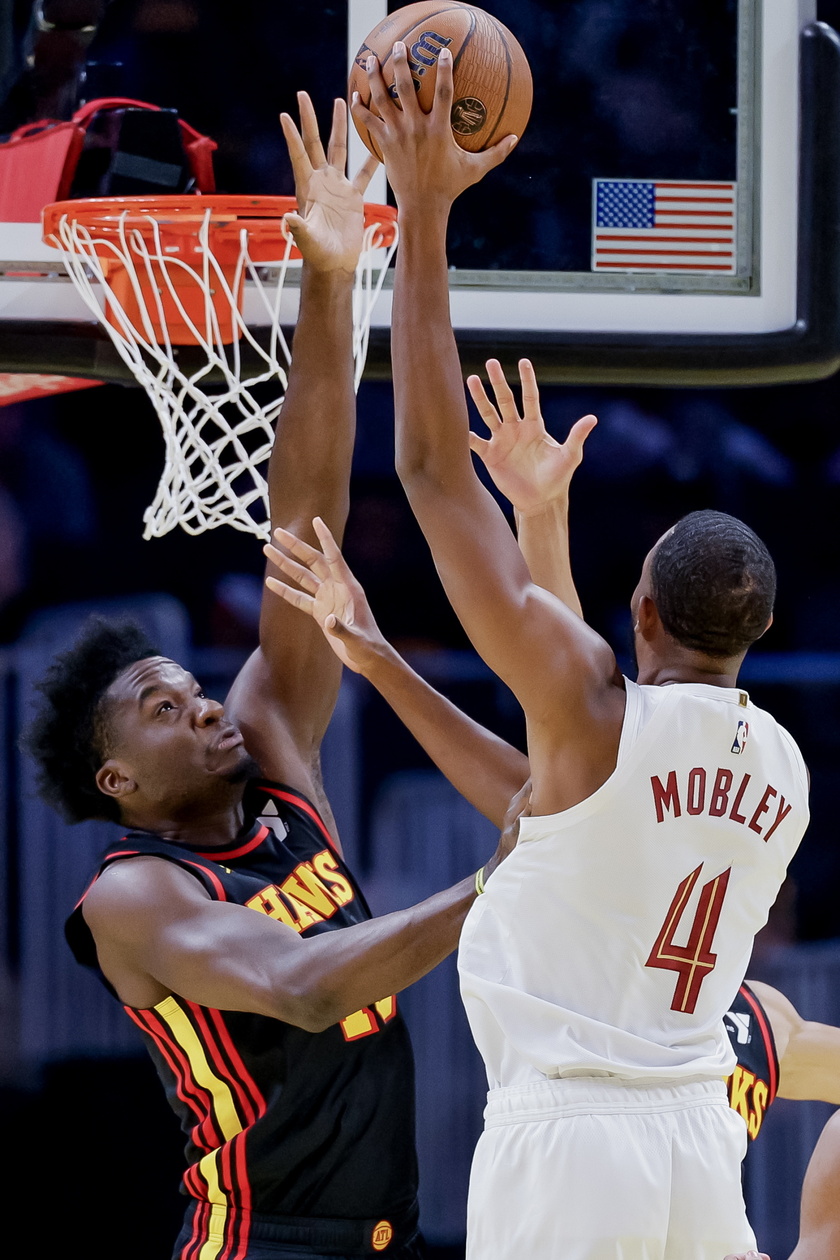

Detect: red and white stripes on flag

[592,179,737,274]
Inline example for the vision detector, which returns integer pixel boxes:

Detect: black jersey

[66,780,420,1257]
[724,981,779,1142]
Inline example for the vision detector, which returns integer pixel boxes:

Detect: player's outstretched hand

[352,43,516,210]
[280,93,379,273]
[264,517,386,674]
[481,777,532,885]
[467,358,597,517]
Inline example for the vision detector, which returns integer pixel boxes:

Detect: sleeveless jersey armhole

[615,679,644,768]
[251,781,340,856]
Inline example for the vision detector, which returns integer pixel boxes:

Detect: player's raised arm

[352,48,622,813]
[225,96,378,816]
[264,518,529,826]
[467,357,596,616]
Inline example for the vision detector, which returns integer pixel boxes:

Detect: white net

[46,203,398,539]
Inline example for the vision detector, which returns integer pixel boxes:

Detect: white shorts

[465,1076,755,1260]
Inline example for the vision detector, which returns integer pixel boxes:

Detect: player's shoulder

[83,852,212,936]
[744,979,800,1026]
[734,689,807,756]
[747,696,810,797]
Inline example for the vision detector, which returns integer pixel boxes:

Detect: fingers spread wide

[297,90,327,169]
[327,97,348,171]
[486,358,519,421]
[518,358,541,419]
[466,374,502,431]
[391,42,421,116]
[270,525,331,581]
[264,542,320,594]
[264,575,314,612]
[352,151,380,195]
[280,113,312,190]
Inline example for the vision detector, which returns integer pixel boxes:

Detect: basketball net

[44,196,398,539]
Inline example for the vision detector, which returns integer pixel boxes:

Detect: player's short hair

[21,617,160,824]
[650,510,775,659]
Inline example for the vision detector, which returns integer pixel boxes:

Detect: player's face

[101,657,254,813]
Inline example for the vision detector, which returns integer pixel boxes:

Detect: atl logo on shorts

[372,1220,394,1251]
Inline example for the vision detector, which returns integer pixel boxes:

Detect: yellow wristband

[474,866,486,896]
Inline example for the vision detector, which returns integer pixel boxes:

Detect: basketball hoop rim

[42,193,399,254]
[36,194,400,539]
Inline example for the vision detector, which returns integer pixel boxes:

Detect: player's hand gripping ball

[348,1,532,160]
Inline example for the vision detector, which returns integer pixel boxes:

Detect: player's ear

[636,594,660,641]
[96,760,138,803]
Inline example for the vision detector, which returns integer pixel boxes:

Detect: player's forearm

[361,639,529,825]
[517,498,584,618]
[390,211,527,627]
[280,876,478,1031]
[268,266,356,538]
[392,207,474,488]
[778,1021,840,1104]
[390,209,579,718]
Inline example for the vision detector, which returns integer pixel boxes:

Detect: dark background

[1,2,839,1257]
[1,0,740,272]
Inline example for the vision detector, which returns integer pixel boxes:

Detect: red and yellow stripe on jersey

[128,995,266,1260]
[65,779,421,1248]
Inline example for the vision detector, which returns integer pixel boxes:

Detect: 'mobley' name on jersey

[651,769,792,841]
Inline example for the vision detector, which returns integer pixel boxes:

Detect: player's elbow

[269,974,347,1033]
[396,455,470,522]
[395,416,468,490]
[269,990,333,1033]
[288,1001,337,1035]
[395,442,440,490]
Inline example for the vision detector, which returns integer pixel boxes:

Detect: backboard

[0,0,838,386]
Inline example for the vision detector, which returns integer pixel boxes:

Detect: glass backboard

[0,0,838,385]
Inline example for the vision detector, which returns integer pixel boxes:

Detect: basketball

[348,1,532,160]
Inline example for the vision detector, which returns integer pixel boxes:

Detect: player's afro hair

[21,617,160,824]
[649,510,776,659]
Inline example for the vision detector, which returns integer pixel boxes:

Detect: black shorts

[171,1206,426,1259]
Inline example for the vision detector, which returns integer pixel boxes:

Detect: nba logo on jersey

[731,720,750,754]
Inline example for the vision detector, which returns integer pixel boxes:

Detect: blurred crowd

[2,371,840,946]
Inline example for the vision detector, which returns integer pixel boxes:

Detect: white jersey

[458,679,809,1089]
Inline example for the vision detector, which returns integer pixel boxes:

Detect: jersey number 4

[645,864,732,1014]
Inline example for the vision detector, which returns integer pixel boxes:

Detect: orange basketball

[349,2,532,160]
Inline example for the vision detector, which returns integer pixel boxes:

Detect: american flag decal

[592,179,737,274]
